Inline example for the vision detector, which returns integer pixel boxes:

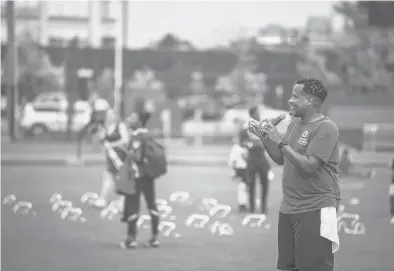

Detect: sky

[126,1,336,48]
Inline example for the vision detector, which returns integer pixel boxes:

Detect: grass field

[2,164,394,271]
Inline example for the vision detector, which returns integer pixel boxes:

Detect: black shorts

[234,168,248,183]
[277,209,334,271]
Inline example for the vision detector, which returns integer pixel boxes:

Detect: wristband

[278,139,288,150]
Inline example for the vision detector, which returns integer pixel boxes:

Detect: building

[1,0,129,48]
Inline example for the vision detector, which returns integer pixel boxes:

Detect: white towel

[389,184,394,196]
[228,144,248,169]
[237,182,248,205]
[320,207,340,253]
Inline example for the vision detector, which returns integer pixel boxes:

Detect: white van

[20,92,93,136]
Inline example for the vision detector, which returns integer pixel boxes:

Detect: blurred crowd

[339,29,394,94]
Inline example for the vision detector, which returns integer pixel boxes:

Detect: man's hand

[249,119,285,166]
[260,123,282,145]
[248,118,265,139]
[248,124,261,139]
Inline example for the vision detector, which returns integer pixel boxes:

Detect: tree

[157,33,179,50]
[189,71,205,95]
[95,68,115,105]
[16,30,62,101]
[152,33,195,51]
[157,60,189,99]
[122,67,167,118]
[332,2,394,95]
[227,38,269,104]
[333,2,368,32]
[358,2,394,28]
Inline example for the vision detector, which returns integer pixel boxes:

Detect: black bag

[141,136,168,179]
[116,156,137,195]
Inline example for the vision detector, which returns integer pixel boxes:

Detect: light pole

[5,0,18,141]
[113,0,124,116]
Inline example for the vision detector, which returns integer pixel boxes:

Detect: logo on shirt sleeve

[298,131,309,145]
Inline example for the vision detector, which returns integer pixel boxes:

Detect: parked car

[19,92,96,137]
[20,101,91,136]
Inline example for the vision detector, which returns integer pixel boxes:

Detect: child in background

[228,129,251,212]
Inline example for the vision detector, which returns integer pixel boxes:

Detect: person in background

[228,128,250,212]
[120,111,160,249]
[79,92,110,142]
[92,108,129,208]
[389,157,394,224]
[339,148,376,179]
[246,106,272,214]
[88,92,110,126]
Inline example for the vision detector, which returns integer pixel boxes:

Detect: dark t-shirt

[128,128,149,176]
[243,128,270,172]
[280,116,341,214]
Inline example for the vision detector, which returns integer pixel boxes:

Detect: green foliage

[331,2,394,95]
[358,1,394,28]
[16,30,63,101]
[94,68,114,105]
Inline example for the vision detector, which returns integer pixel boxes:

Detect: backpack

[116,155,137,196]
[142,136,168,179]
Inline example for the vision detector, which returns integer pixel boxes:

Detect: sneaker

[108,198,124,213]
[120,238,137,249]
[145,236,160,248]
[238,205,247,212]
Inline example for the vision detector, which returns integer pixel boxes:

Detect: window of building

[16,1,39,9]
[4,0,40,18]
[101,1,110,19]
[49,37,65,47]
[48,1,89,18]
[101,0,116,20]
[102,36,115,48]
[78,39,90,48]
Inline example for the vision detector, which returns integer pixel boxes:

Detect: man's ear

[306,97,313,106]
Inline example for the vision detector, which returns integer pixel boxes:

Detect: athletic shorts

[234,168,248,183]
[277,209,334,271]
